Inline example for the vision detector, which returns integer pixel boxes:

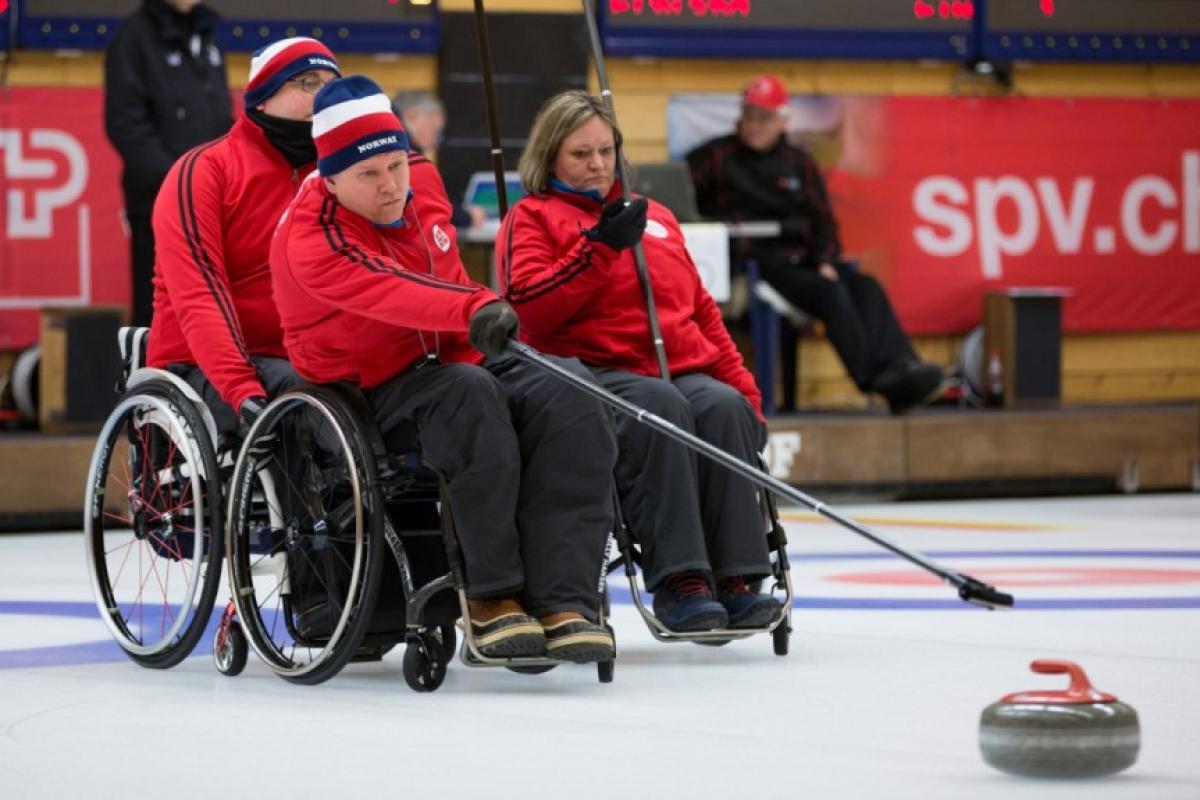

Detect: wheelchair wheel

[226,389,384,685]
[402,632,447,692]
[214,622,248,676]
[772,623,790,656]
[84,380,223,668]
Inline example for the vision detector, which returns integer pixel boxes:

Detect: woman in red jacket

[497,91,781,633]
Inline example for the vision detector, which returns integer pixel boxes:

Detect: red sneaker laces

[667,572,711,599]
[718,576,750,595]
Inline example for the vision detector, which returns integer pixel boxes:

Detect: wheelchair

[215,382,617,690]
[606,468,794,656]
[84,327,228,669]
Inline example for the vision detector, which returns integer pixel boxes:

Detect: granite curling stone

[979,659,1139,779]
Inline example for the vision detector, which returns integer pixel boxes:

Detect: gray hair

[391,90,444,120]
[518,90,627,195]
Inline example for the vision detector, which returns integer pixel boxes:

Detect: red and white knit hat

[312,76,409,177]
[244,36,340,109]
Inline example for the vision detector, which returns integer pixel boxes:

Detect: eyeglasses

[288,73,335,95]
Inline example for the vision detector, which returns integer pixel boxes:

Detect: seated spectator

[686,75,943,414]
[497,90,781,633]
[391,89,486,230]
[270,76,618,664]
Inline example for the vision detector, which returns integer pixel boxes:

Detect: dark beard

[246,107,317,168]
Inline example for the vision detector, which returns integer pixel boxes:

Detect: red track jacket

[147,116,300,412]
[497,184,762,415]
[269,155,496,388]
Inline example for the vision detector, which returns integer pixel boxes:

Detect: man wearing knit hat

[687,75,944,414]
[270,76,618,665]
[147,36,340,437]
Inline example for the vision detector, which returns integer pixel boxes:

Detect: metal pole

[507,339,1014,610]
[581,0,670,380]
[472,0,509,218]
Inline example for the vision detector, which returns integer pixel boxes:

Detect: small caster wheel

[402,636,446,692]
[214,623,248,677]
[506,663,557,675]
[772,624,790,656]
[597,659,614,684]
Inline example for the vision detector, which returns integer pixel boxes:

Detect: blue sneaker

[716,576,782,628]
[652,572,728,632]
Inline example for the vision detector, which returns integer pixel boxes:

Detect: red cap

[742,75,788,113]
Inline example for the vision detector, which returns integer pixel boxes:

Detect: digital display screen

[606,0,974,31]
[601,1,976,59]
[986,0,1199,60]
[18,0,437,52]
[23,0,433,23]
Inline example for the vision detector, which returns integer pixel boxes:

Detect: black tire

[226,388,385,686]
[773,624,790,656]
[214,623,248,676]
[598,659,614,684]
[402,635,447,692]
[85,379,224,669]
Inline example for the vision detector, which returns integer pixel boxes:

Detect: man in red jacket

[147,36,340,434]
[269,76,618,664]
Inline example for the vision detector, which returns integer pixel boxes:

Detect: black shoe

[467,598,545,657]
[874,360,944,415]
[652,571,729,632]
[542,617,615,663]
[716,576,782,628]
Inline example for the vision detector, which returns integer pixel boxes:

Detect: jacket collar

[236,115,311,172]
[545,178,624,211]
[143,0,219,44]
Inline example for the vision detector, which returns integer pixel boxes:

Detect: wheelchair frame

[217,383,616,690]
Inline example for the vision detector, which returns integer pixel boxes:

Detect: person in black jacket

[104,0,233,326]
[687,75,943,415]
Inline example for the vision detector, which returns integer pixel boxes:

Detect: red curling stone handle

[1000,659,1119,704]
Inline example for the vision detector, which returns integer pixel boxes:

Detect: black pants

[760,258,915,392]
[591,368,769,592]
[366,354,617,620]
[129,211,156,327]
[174,356,300,436]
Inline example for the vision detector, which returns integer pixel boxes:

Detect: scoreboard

[601,0,976,60]
[986,0,1199,61]
[16,0,438,52]
[601,0,1200,62]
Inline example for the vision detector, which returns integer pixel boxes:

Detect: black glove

[585,197,648,251]
[468,301,519,356]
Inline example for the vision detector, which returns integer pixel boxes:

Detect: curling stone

[979,659,1139,779]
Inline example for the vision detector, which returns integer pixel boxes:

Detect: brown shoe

[539,612,615,663]
[467,597,545,657]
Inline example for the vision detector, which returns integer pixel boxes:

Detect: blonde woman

[497,91,781,633]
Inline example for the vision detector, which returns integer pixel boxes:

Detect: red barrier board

[830,96,1200,333]
[0,88,128,349]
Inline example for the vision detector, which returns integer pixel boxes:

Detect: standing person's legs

[759,257,874,391]
[128,211,156,327]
